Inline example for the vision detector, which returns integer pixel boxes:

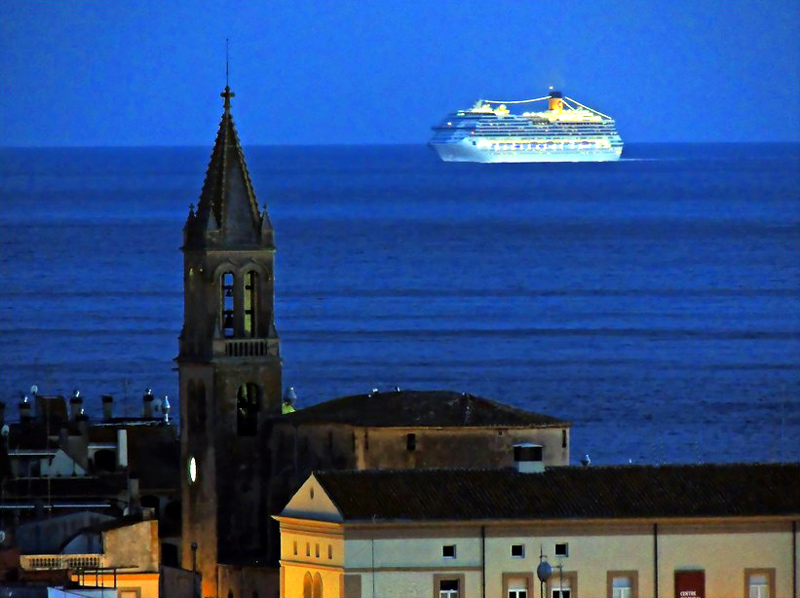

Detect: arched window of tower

[237,382,261,436]
[244,270,258,338]
[221,272,235,338]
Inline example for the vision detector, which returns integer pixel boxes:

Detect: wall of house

[217,563,279,598]
[69,571,160,598]
[102,520,159,572]
[279,516,345,598]
[358,426,568,470]
[280,518,797,598]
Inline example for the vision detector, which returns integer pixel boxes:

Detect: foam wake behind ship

[429,90,623,163]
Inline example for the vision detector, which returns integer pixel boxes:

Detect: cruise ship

[429,90,623,163]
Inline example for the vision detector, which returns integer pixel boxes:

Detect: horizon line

[1,141,799,151]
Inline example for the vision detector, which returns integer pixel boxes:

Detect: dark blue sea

[1,144,798,465]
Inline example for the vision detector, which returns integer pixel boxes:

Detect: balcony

[22,553,104,570]
[213,337,279,358]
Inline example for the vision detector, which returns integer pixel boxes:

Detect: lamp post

[191,542,199,598]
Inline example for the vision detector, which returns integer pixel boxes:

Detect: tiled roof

[280,390,568,428]
[314,463,800,521]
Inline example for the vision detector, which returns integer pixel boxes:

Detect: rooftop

[280,390,568,428]
[312,462,800,522]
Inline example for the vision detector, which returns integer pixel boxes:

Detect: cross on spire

[221,86,235,113]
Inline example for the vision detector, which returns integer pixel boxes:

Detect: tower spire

[222,38,233,114]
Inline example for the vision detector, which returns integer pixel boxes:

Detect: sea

[0,143,798,466]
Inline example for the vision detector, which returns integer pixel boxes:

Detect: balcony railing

[214,337,279,358]
[22,553,104,570]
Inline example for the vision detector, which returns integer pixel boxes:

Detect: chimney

[76,409,89,436]
[128,474,141,513]
[19,396,32,423]
[548,90,564,112]
[69,390,83,421]
[142,389,154,418]
[117,429,128,469]
[513,443,545,474]
[102,395,114,420]
[59,425,69,447]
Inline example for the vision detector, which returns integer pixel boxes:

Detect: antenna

[226,38,230,87]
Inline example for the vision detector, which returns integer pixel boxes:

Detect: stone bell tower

[178,85,281,597]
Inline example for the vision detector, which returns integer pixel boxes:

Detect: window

[607,571,637,598]
[745,569,775,598]
[244,271,258,337]
[749,575,768,598]
[407,433,416,451]
[440,580,459,598]
[442,544,456,558]
[292,541,297,556]
[612,576,632,598]
[562,429,567,448]
[315,543,320,558]
[221,272,235,338]
[549,573,575,598]
[555,542,569,557]
[511,544,525,558]
[328,544,333,559]
[506,576,530,598]
[236,382,261,436]
[305,543,310,557]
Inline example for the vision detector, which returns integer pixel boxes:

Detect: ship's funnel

[549,91,564,112]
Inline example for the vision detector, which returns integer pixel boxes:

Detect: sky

[1,0,799,146]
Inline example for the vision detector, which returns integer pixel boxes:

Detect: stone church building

[177,87,571,598]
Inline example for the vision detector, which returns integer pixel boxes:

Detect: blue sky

[1,0,799,146]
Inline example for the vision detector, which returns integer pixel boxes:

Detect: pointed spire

[184,87,273,250]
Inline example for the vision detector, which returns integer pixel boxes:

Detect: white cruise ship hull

[431,138,622,163]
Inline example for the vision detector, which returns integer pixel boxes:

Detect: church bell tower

[179,86,281,597]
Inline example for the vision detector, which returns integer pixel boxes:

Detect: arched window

[237,383,261,436]
[303,572,313,598]
[244,271,258,338]
[221,272,235,338]
[312,572,323,598]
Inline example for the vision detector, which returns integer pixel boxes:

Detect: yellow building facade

[276,464,799,598]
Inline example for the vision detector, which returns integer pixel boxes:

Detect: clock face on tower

[188,456,197,484]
